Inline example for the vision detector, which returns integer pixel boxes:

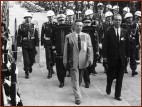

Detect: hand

[96,52,100,58]
[17,47,22,52]
[99,43,102,49]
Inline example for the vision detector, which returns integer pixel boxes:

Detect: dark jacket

[103,27,130,66]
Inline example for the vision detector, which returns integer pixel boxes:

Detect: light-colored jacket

[63,32,93,69]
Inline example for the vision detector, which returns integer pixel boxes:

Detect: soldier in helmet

[134,11,141,64]
[122,7,130,23]
[41,10,57,79]
[82,17,99,87]
[99,11,114,73]
[17,12,39,79]
[105,4,112,12]
[52,14,73,88]
[66,9,75,25]
[122,12,138,76]
[112,5,119,15]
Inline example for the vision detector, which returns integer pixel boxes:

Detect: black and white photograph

[1,1,141,106]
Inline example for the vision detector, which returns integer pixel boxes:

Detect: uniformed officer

[65,9,75,25]
[41,10,57,79]
[105,4,112,12]
[122,12,138,76]
[52,14,73,88]
[100,11,113,73]
[112,5,119,15]
[122,7,130,23]
[65,9,75,77]
[17,12,39,79]
[134,11,141,64]
[82,17,99,87]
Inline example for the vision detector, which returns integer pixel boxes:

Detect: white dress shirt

[114,27,121,40]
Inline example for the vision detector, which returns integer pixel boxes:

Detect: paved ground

[9,2,141,106]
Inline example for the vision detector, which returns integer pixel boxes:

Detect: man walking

[103,14,130,101]
[63,19,93,104]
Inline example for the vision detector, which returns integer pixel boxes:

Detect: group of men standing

[17,2,141,105]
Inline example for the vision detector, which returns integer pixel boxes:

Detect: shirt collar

[75,32,82,38]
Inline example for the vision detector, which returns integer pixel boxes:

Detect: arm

[125,30,130,58]
[41,23,45,46]
[17,25,22,47]
[34,25,39,47]
[87,34,93,64]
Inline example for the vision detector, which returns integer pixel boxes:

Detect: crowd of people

[16,2,141,105]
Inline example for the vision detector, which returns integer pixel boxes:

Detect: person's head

[105,11,113,22]
[112,5,119,15]
[74,19,83,33]
[134,11,141,23]
[57,14,66,24]
[66,9,74,21]
[97,2,104,13]
[113,14,122,28]
[24,13,32,23]
[47,10,55,22]
[85,9,94,19]
[123,7,130,16]
[124,12,133,23]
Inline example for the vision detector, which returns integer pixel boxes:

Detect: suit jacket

[63,32,93,69]
[103,27,130,67]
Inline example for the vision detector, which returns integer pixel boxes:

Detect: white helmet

[105,11,113,18]
[106,4,112,9]
[47,10,55,17]
[113,5,119,10]
[124,12,133,19]
[24,12,32,19]
[85,9,93,16]
[89,1,94,5]
[66,9,74,16]
[123,7,130,13]
[97,2,103,7]
[135,11,141,17]
[57,14,66,21]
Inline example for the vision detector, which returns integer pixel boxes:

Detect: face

[58,19,65,24]
[123,11,127,16]
[67,15,74,21]
[126,17,133,23]
[113,9,119,14]
[48,16,53,22]
[74,22,83,33]
[106,16,112,22]
[135,16,141,23]
[113,15,122,28]
[25,17,32,23]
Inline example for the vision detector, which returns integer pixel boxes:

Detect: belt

[44,37,50,40]
[23,37,35,40]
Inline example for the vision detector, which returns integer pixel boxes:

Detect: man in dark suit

[103,14,130,101]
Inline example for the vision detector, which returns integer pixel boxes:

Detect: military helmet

[66,9,74,16]
[24,12,32,19]
[106,4,112,9]
[105,11,113,18]
[47,10,55,17]
[135,11,141,17]
[124,12,133,19]
[97,2,103,7]
[123,7,130,13]
[57,14,66,21]
[112,5,119,10]
[85,9,93,16]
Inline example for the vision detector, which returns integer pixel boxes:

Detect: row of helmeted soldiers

[16,2,141,85]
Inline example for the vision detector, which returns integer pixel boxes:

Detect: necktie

[116,29,119,42]
[78,35,81,51]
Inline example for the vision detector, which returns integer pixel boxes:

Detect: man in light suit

[103,14,130,101]
[63,19,93,105]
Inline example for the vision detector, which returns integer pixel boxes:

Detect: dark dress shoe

[115,97,122,101]
[85,82,90,88]
[25,74,29,79]
[47,74,52,79]
[29,67,32,73]
[59,83,64,88]
[106,85,111,95]
[75,100,81,105]
[132,71,138,76]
